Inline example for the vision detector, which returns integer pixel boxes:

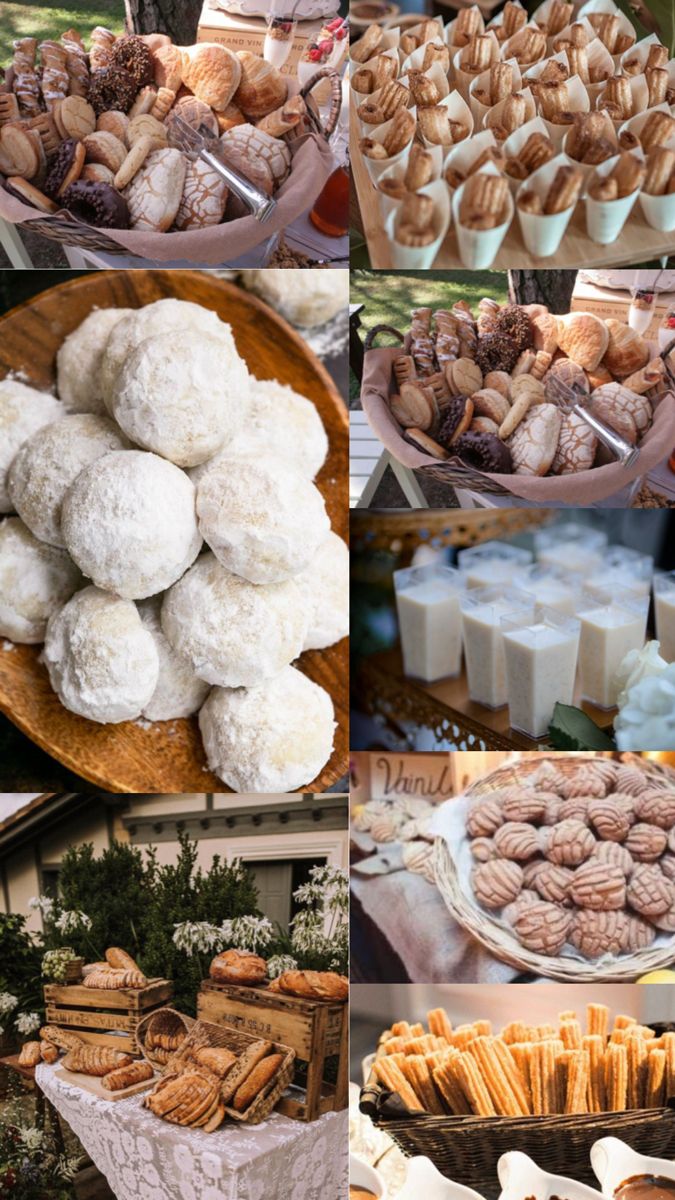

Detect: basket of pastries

[359,298,675,502]
[0,29,340,262]
[352,2,675,268]
[360,1000,675,1198]
[135,1006,194,1066]
[432,754,675,982]
[143,1017,295,1129]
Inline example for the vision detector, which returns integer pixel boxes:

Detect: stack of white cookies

[0,28,313,230]
[0,294,348,793]
[387,298,666,477]
[353,1,675,263]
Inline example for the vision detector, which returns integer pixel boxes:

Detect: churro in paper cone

[350,47,400,101]
[516,151,580,256]
[585,150,644,242]
[452,31,500,100]
[579,37,616,106]
[443,128,500,193]
[484,86,536,141]
[376,145,444,222]
[418,89,473,151]
[596,73,649,131]
[451,164,514,267]
[486,0,528,45]
[620,33,671,78]
[562,110,618,191]
[578,0,636,66]
[384,178,451,266]
[501,23,548,71]
[537,72,590,148]
[398,17,444,68]
[503,115,554,195]
[400,38,449,77]
[445,6,485,51]
[469,57,522,125]
[621,104,675,154]
[359,107,418,183]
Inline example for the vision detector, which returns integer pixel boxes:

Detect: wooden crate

[44,979,173,1054]
[197,980,348,1122]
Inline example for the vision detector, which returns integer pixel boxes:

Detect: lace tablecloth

[37,1063,348,1200]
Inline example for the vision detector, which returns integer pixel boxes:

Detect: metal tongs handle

[199,146,277,224]
[571,403,640,469]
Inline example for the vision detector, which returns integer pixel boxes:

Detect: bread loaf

[105,946,144,975]
[209,949,268,985]
[192,1046,237,1078]
[271,970,349,1001]
[102,1060,154,1090]
[83,967,146,989]
[40,1024,83,1051]
[18,1041,42,1067]
[232,1052,284,1111]
[221,1039,273,1103]
[62,1044,134,1076]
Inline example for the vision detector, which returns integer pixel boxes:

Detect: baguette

[232,1053,284,1112]
[102,1061,154,1090]
[221,1040,273,1103]
[105,947,144,976]
[270,970,349,1001]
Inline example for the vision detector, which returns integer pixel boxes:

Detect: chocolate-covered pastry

[110,36,154,88]
[475,333,521,375]
[44,137,84,198]
[61,179,130,228]
[438,395,474,447]
[492,305,534,353]
[88,66,138,115]
[454,430,513,473]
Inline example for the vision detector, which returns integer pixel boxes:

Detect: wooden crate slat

[44,979,172,1011]
[63,1030,138,1053]
[45,1007,138,1033]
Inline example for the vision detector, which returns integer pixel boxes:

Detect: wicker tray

[359,1080,675,1199]
[433,754,675,982]
[135,1007,195,1068]
[163,1017,295,1125]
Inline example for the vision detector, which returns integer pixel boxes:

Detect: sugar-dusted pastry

[551,410,597,475]
[124,146,186,231]
[181,42,242,110]
[294,531,349,651]
[173,156,228,230]
[61,28,89,96]
[0,380,63,513]
[12,38,41,116]
[39,40,69,111]
[221,123,290,191]
[199,665,335,793]
[0,517,82,644]
[557,312,610,371]
[89,26,116,72]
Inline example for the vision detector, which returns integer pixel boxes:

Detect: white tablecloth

[37,1062,347,1200]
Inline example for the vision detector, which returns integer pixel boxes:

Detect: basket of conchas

[360,298,675,504]
[0,29,340,262]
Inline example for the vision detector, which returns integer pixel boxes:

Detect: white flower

[267,954,298,979]
[19,1126,44,1151]
[172,921,224,956]
[220,915,274,953]
[54,909,92,934]
[28,894,55,918]
[15,1011,41,1035]
[615,640,668,708]
[615,661,675,750]
[0,991,18,1017]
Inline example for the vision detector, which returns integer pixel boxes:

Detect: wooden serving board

[351,105,675,268]
[0,270,348,794]
[55,1065,158,1101]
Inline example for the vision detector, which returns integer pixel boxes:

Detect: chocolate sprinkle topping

[110,35,154,88]
[88,66,138,115]
[492,304,534,353]
[475,333,520,376]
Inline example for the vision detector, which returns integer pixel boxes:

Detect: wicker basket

[4,70,341,259]
[433,754,675,982]
[361,325,675,501]
[359,1081,675,1199]
[135,1007,195,1068]
[164,1017,295,1125]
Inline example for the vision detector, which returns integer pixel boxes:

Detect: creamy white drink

[590,547,654,599]
[501,606,581,739]
[577,589,649,709]
[535,523,607,577]
[457,541,533,589]
[461,587,534,709]
[655,572,675,662]
[394,564,465,681]
[511,563,583,615]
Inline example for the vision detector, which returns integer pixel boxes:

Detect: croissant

[271,970,349,1001]
[105,947,144,975]
[62,1045,133,1076]
[102,1060,154,1090]
[191,1046,237,1078]
[18,1041,42,1067]
[233,51,287,118]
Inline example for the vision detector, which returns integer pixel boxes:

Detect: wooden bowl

[0,269,348,794]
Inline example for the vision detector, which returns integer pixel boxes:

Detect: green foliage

[0,3,124,67]
[0,915,42,1015]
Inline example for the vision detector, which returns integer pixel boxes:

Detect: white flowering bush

[220,915,275,954]
[15,1011,40,1036]
[289,865,348,975]
[172,921,226,957]
[54,909,92,935]
[0,991,18,1018]
[267,954,298,979]
[28,894,55,919]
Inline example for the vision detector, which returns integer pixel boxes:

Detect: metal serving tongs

[545,373,640,469]
[168,114,277,223]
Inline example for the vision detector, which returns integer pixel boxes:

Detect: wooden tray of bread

[0,270,348,794]
[31,1023,158,1099]
[54,1063,159,1101]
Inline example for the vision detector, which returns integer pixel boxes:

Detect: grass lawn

[0,2,125,65]
[350,270,509,400]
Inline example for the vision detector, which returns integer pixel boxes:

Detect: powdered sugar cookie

[137,595,210,721]
[56,308,134,414]
[0,517,82,643]
[294,531,349,651]
[0,380,63,512]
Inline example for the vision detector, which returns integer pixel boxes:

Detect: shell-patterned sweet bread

[234,51,287,119]
[209,948,268,985]
[83,967,147,989]
[268,970,349,1001]
[62,1044,134,1076]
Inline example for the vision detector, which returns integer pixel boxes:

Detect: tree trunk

[125,0,203,42]
[508,270,578,313]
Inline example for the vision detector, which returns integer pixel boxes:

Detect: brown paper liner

[0,133,334,265]
[361,345,675,504]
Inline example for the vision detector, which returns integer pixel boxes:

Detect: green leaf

[548,704,617,751]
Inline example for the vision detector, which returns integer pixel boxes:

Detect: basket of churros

[359,297,675,503]
[360,1001,675,1198]
[431,755,675,982]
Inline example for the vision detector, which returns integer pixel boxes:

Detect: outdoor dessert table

[36,1062,348,1200]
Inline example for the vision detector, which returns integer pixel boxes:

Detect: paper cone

[445,6,485,51]
[639,189,675,233]
[515,151,579,256]
[503,115,553,195]
[619,33,673,81]
[357,98,416,140]
[452,166,514,267]
[469,57,521,125]
[484,86,536,141]
[397,16,444,68]
[452,31,500,101]
[621,104,675,153]
[562,112,619,193]
[578,0,636,65]
[400,60,450,103]
[538,73,590,148]
[376,148,444,221]
[523,48,569,87]
[585,153,642,242]
[400,40,450,78]
[359,109,417,183]
[596,73,648,130]
[501,23,548,70]
[583,36,616,106]
[350,47,400,101]
[443,128,500,192]
[418,89,473,150]
[385,178,451,266]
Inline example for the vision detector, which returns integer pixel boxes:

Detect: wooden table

[351,105,675,269]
